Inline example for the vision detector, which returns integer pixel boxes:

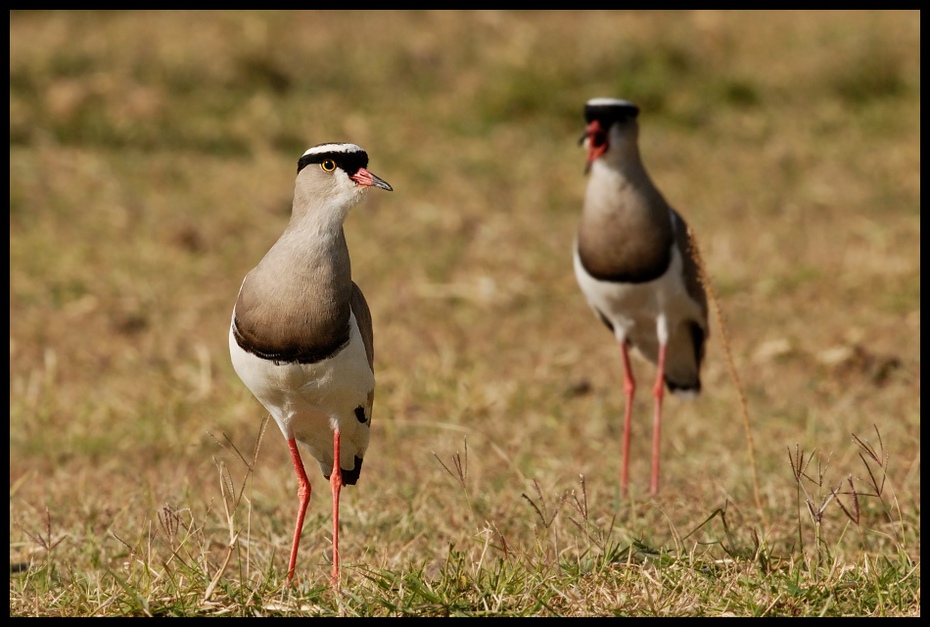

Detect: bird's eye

[321,159,336,172]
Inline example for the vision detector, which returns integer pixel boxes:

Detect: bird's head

[580,98,640,173]
[294,143,393,213]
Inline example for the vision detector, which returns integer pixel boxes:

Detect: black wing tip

[666,378,702,396]
[326,455,364,486]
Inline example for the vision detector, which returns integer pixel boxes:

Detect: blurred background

[10,10,920,599]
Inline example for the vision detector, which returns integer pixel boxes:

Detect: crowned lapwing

[229,143,392,586]
[574,98,708,497]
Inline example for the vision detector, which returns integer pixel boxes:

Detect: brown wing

[672,209,709,331]
[350,282,374,370]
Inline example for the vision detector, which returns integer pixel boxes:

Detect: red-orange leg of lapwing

[329,429,343,589]
[650,343,667,497]
[619,341,636,498]
[286,438,312,585]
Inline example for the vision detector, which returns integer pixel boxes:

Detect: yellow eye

[321,159,336,172]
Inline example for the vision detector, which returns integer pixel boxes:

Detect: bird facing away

[574,98,709,497]
[229,142,392,587]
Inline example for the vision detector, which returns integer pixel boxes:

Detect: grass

[10,10,920,616]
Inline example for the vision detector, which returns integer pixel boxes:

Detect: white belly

[229,310,374,477]
[573,241,703,367]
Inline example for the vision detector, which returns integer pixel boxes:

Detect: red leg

[330,430,343,589]
[286,438,312,585]
[620,341,635,498]
[650,343,667,497]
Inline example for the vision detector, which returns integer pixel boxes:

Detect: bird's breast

[577,182,675,283]
[232,268,353,365]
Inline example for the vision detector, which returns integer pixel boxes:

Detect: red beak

[582,119,608,173]
[350,167,393,191]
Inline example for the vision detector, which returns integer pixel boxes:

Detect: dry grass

[10,10,920,616]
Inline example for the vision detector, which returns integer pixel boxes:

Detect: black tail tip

[666,379,701,397]
[325,455,364,485]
